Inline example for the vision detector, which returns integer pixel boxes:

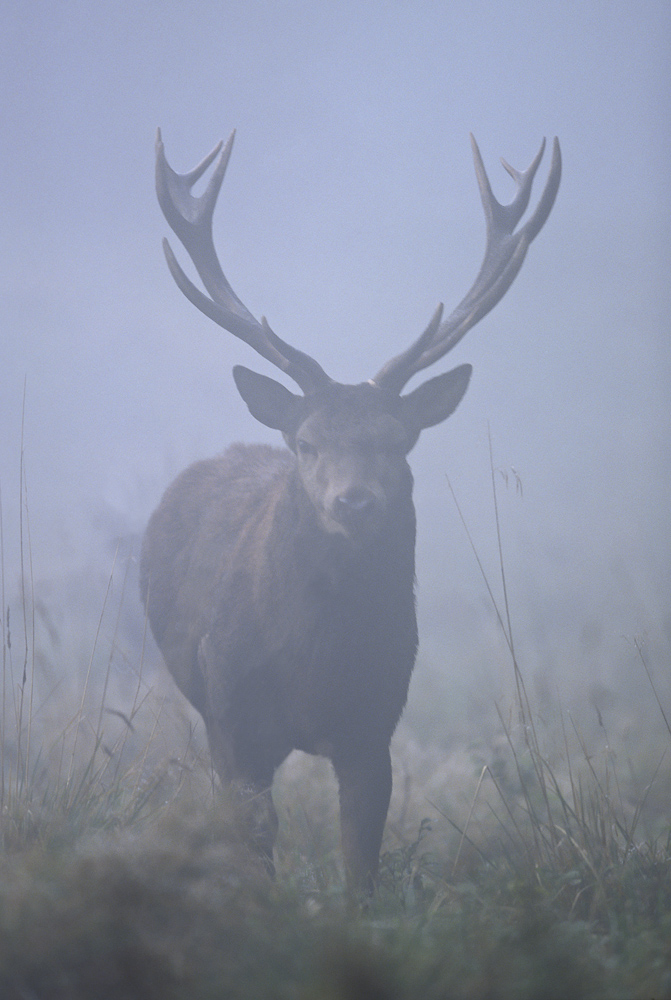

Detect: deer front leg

[333,745,392,895]
[204,713,279,877]
[199,637,279,875]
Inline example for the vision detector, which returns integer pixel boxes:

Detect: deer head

[154,129,561,543]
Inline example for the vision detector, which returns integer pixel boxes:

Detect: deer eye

[296,438,317,458]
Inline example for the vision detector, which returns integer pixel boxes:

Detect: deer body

[144,439,417,768]
[141,128,560,892]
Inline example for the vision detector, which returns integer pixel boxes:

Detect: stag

[141,127,561,893]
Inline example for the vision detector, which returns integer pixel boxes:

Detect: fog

[2,3,669,713]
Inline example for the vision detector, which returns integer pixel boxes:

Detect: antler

[157,129,560,399]
[372,135,562,393]
[155,129,330,394]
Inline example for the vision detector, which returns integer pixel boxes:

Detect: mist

[2,2,669,725]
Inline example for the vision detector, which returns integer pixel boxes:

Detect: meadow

[1,474,669,1000]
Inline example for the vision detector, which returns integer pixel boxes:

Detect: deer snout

[333,487,378,528]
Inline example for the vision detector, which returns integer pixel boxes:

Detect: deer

[140,127,561,894]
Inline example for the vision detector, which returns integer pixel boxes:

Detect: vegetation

[1,469,669,999]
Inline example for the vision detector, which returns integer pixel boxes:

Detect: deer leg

[204,715,279,877]
[230,777,278,877]
[197,636,279,874]
[333,745,392,895]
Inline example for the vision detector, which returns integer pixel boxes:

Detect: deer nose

[333,487,376,525]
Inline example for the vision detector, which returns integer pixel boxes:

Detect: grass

[0,450,669,998]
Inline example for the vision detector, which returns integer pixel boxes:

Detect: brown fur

[145,129,560,892]
[141,376,468,892]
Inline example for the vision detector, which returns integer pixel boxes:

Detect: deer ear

[399,364,472,432]
[233,366,302,430]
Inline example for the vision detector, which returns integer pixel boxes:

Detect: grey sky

[2,2,669,693]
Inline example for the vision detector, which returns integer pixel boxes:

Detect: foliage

[1,456,669,998]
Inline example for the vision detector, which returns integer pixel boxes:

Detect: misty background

[1,3,669,724]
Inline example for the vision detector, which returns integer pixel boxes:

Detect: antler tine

[373,136,562,393]
[368,304,444,389]
[155,129,330,394]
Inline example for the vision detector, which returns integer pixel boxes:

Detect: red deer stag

[141,128,561,893]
